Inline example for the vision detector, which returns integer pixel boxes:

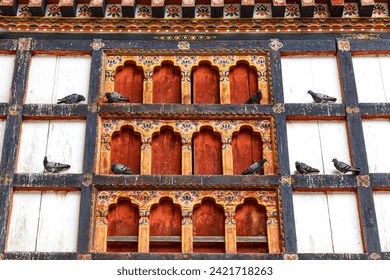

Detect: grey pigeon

[307,90,337,103]
[245,90,262,104]
[57,93,86,104]
[295,161,320,175]
[332,158,360,174]
[43,156,70,173]
[105,91,130,103]
[111,163,135,175]
[241,158,267,175]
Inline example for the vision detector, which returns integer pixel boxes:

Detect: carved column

[266,207,281,253]
[104,70,115,96]
[182,137,192,175]
[100,136,111,174]
[262,133,274,175]
[143,71,153,104]
[94,213,108,252]
[222,137,233,175]
[259,80,269,104]
[225,208,237,253]
[181,209,193,253]
[138,209,150,252]
[220,70,230,104]
[182,71,191,104]
[140,137,152,174]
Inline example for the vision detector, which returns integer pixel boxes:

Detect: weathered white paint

[6,191,42,252]
[0,119,6,156]
[287,121,350,175]
[281,56,342,103]
[362,119,390,173]
[373,192,390,252]
[352,55,390,103]
[294,192,363,253]
[327,192,363,253]
[7,191,81,252]
[25,55,91,104]
[0,55,16,103]
[36,191,81,252]
[17,120,86,173]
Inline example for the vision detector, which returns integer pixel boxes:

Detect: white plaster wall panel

[362,119,390,173]
[0,119,6,157]
[282,56,342,103]
[293,192,333,253]
[6,191,42,251]
[0,55,16,103]
[35,191,81,252]
[373,192,390,252]
[327,192,363,253]
[287,121,349,175]
[25,55,91,104]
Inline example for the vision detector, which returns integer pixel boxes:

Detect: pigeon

[43,156,70,173]
[105,91,130,103]
[241,158,267,175]
[57,93,86,104]
[111,163,135,175]
[307,90,337,103]
[332,158,360,174]
[244,90,262,104]
[295,161,320,175]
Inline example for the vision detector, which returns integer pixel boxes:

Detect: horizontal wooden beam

[360,103,390,117]
[291,175,358,189]
[22,104,88,118]
[0,103,7,116]
[13,173,83,188]
[285,103,345,117]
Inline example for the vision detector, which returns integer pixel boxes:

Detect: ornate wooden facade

[1,0,390,260]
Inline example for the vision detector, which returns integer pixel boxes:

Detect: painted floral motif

[342,3,359,17]
[211,56,237,67]
[138,55,161,66]
[165,5,181,18]
[46,4,61,17]
[175,56,197,69]
[77,4,92,17]
[174,121,199,134]
[224,4,240,18]
[106,56,123,69]
[178,41,190,50]
[372,3,389,17]
[106,4,122,18]
[136,5,151,18]
[313,4,329,18]
[285,4,300,18]
[250,56,266,68]
[17,5,32,17]
[195,5,210,18]
[254,4,271,18]
[174,191,201,208]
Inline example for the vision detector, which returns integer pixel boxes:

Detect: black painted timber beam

[22,104,88,118]
[59,0,77,17]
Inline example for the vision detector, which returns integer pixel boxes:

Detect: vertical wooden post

[99,136,111,174]
[222,137,233,175]
[94,215,108,252]
[182,137,192,175]
[220,70,230,104]
[138,209,150,253]
[143,71,153,103]
[181,209,193,253]
[181,72,191,104]
[225,208,236,254]
[140,137,152,174]
[266,207,281,253]
[262,134,275,175]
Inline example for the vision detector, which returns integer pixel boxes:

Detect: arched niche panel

[229,62,258,104]
[114,61,144,103]
[152,62,182,104]
[151,127,182,175]
[192,127,222,175]
[192,62,220,104]
[107,199,140,252]
[192,198,225,253]
[110,127,142,175]
[235,199,268,253]
[149,198,182,253]
[232,127,263,175]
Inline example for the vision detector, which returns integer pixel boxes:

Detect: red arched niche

[193,128,222,175]
[192,62,220,104]
[151,127,182,175]
[153,62,182,103]
[149,198,182,253]
[235,199,268,253]
[114,61,144,103]
[193,198,225,253]
[107,199,140,252]
[229,62,258,104]
[110,127,142,174]
[232,127,263,175]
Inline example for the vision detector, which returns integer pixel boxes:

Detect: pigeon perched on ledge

[295,161,320,175]
[332,158,360,174]
[307,90,337,103]
[43,156,70,173]
[241,158,267,175]
[105,91,130,103]
[57,93,86,104]
[244,90,262,104]
[111,163,135,175]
